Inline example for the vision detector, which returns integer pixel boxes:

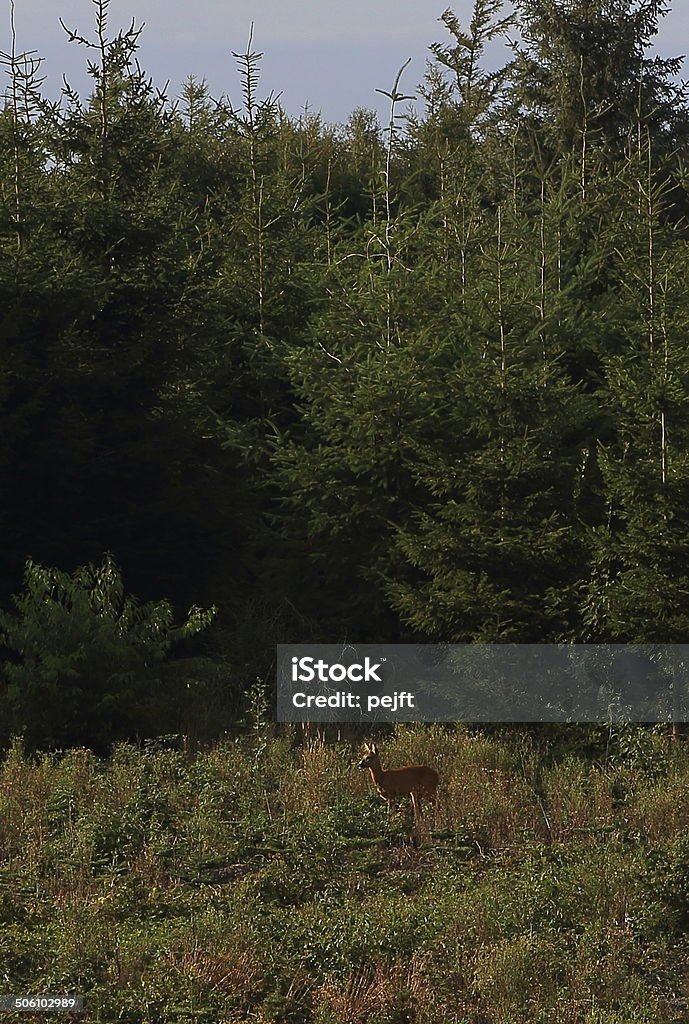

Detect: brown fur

[358,742,438,820]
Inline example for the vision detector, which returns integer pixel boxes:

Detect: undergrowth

[1,726,688,1023]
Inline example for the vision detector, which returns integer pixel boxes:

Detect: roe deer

[358,742,438,820]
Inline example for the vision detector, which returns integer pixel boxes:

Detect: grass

[1,725,689,1022]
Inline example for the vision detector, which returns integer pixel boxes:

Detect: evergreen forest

[5,4,689,1022]
[2,0,689,742]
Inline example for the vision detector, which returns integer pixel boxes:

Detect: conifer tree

[387,184,589,641]
[0,2,249,610]
[583,143,689,646]
[510,0,689,169]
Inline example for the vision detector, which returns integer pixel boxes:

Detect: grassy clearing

[1,726,689,1023]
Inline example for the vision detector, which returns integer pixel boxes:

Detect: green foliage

[1,729,688,1022]
[0,556,214,751]
[637,827,689,936]
[3,0,689,726]
[511,0,689,163]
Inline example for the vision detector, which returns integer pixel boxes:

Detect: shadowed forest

[4,2,689,1019]
[3,0,689,748]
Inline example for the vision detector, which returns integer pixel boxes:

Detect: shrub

[0,555,214,752]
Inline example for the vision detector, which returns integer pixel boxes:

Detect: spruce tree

[583,143,689,645]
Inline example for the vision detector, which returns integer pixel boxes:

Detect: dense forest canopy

[2,0,689,747]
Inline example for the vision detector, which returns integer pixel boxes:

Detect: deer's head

[358,742,379,769]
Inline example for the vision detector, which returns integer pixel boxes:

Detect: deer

[357,742,439,821]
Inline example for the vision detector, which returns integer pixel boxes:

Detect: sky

[4,1,689,126]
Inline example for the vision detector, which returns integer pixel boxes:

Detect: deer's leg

[410,792,420,821]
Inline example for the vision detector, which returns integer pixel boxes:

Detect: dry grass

[1,727,687,1023]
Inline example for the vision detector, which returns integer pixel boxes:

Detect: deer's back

[380,764,438,797]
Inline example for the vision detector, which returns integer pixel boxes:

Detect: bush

[0,555,214,752]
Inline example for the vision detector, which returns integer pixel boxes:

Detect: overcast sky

[4,1,689,125]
